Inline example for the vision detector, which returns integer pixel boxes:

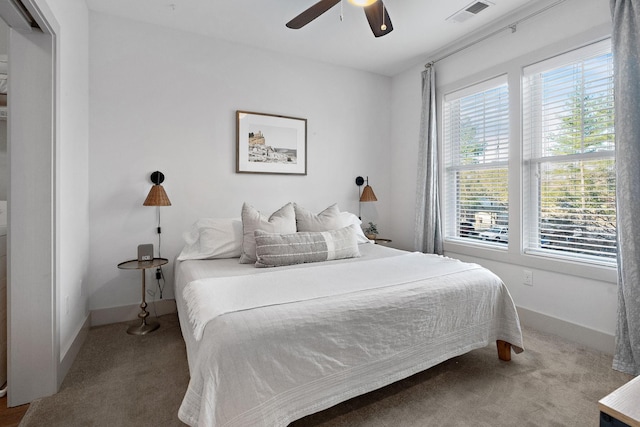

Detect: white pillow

[254,225,360,268]
[294,203,343,232]
[339,211,371,244]
[177,218,243,260]
[239,202,297,264]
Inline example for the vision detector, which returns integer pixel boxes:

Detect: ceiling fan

[286,0,393,38]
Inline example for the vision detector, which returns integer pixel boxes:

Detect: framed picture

[236,111,307,175]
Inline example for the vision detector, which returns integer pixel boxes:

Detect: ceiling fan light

[349,0,377,7]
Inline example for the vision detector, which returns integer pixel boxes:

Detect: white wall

[88,12,391,313]
[390,0,617,352]
[50,0,90,365]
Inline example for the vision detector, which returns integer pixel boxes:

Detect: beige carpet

[19,314,632,427]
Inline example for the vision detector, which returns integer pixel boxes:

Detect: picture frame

[236,110,307,175]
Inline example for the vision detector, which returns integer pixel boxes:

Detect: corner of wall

[58,312,90,388]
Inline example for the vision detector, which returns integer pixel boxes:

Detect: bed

[174,203,524,427]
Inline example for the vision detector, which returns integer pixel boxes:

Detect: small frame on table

[236,110,307,175]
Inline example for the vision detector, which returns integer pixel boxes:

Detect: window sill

[443,239,617,284]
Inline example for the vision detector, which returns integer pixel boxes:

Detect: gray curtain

[611,0,640,376]
[414,66,443,255]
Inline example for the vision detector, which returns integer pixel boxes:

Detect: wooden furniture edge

[598,374,640,427]
[497,340,511,361]
[598,402,640,427]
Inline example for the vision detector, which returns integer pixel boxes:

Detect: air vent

[446,1,494,23]
[466,2,490,14]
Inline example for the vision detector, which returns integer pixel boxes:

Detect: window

[443,76,509,245]
[523,40,615,264]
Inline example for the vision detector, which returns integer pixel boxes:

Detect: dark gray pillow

[254,225,361,268]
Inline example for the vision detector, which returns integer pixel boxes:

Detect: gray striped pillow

[254,225,360,268]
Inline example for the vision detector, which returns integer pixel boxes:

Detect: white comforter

[177,251,523,427]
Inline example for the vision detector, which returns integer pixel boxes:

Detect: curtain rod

[425,0,567,68]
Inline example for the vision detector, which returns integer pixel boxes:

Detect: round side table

[117,258,168,335]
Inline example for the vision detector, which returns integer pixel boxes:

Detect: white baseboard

[516,306,615,355]
[59,313,90,388]
[90,299,177,327]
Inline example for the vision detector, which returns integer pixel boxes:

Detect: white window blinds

[443,76,509,243]
[522,39,616,263]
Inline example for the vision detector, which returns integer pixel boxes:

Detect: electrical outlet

[65,295,70,314]
[523,270,533,286]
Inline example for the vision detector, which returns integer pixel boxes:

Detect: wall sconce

[355,176,377,219]
[143,170,171,241]
[142,171,171,299]
[143,171,171,207]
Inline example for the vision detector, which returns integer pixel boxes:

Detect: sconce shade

[355,175,376,219]
[143,184,171,206]
[360,185,377,202]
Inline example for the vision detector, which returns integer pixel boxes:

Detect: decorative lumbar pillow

[254,224,361,268]
[294,203,343,232]
[177,218,243,260]
[239,202,297,264]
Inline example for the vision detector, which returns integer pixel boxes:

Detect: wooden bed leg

[496,340,511,361]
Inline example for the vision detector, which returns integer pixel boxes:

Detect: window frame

[442,74,510,249]
[522,39,615,267]
[437,35,617,284]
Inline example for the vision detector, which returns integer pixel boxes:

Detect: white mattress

[174,244,523,427]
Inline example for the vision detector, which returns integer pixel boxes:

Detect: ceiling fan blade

[363,0,393,37]
[286,0,341,29]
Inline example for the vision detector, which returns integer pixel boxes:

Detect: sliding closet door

[7,25,57,406]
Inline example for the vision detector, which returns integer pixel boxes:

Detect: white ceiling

[85,0,545,76]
